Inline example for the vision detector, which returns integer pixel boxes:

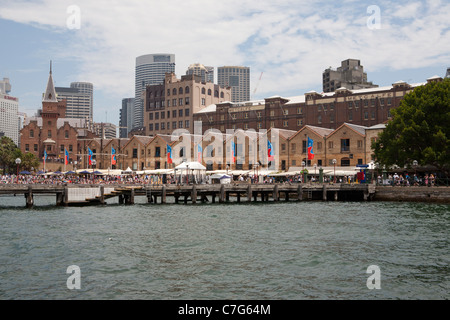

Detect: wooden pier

[0,183,376,208]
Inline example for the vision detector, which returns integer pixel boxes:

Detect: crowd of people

[377,173,438,186]
[0,172,443,186]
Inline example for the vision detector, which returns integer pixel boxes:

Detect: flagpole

[305,134,308,168]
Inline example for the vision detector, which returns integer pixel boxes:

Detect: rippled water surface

[0,195,448,299]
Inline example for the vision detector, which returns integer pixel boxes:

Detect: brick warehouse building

[193,77,441,134]
[20,67,97,171]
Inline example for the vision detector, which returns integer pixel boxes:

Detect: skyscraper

[55,82,93,120]
[0,77,19,146]
[120,98,134,138]
[186,63,214,83]
[134,54,175,130]
[322,59,378,93]
[217,66,250,102]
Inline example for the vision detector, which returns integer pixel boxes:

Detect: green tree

[373,78,450,173]
[0,136,19,174]
[20,152,41,172]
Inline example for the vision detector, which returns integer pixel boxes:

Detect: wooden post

[26,186,34,208]
[146,187,152,203]
[219,185,225,203]
[56,192,63,206]
[64,186,69,206]
[297,185,303,201]
[130,188,135,205]
[161,186,166,204]
[323,184,327,201]
[191,185,197,204]
[285,191,289,202]
[118,194,124,204]
[99,185,105,205]
[247,185,252,202]
[237,192,241,203]
[273,185,279,202]
[334,191,338,201]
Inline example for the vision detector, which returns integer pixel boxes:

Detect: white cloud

[1,0,449,103]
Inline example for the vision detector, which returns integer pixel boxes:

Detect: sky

[0,0,449,126]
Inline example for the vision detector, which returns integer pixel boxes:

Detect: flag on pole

[197,144,202,163]
[307,136,315,160]
[231,141,236,163]
[44,150,47,170]
[64,148,69,165]
[111,147,117,165]
[88,147,93,165]
[167,144,173,164]
[268,140,274,161]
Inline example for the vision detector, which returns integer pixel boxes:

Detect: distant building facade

[93,122,117,139]
[55,82,93,120]
[144,73,231,135]
[134,54,176,130]
[0,77,12,95]
[186,63,214,83]
[446,68,450,78]
[218,66,250,102]
[120,98,134,138]
[323,59,378,93]
[0,78,19,146]
[194,78,435,134]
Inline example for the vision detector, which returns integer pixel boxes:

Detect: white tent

[175,161,206,170]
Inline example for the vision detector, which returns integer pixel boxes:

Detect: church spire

[43,60,57,102]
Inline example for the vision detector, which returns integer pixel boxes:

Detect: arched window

[185,86,190,94]
[202,88,206,94]
[214,90,219,97]
[179,87,183,95]
[220,92,224,98]
[208,89,212,96]
[167,89,171,96]
[173,88,177,95]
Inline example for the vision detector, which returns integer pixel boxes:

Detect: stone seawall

[373,186,450,204]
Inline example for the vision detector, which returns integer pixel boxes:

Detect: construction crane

[252,72,264,100]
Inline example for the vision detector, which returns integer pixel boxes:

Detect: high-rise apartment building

[323,59,378,93]
[186,63,214,83]
[0,78,19,146]
[134,54,175,130]
[120,98,134,138]
[217,66,250,103]
[55,82,93,120]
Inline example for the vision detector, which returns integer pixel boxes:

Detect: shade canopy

[19,170,31,175]
[64,171,75,174]
[175,161,206,170]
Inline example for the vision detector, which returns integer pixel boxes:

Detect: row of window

[29,129,71,139]
[149,109,190,120]
[149,120,190,131]
[148,87,226,98]
[347,98,392,109]
[24,144,73,152]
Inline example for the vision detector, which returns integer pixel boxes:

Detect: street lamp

[302,161,306,183]
[92,159,96,183]
[15,158,21,184]
[332,159,337,183]
[74,161,77,173]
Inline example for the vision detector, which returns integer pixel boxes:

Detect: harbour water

[0,195,448,300]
